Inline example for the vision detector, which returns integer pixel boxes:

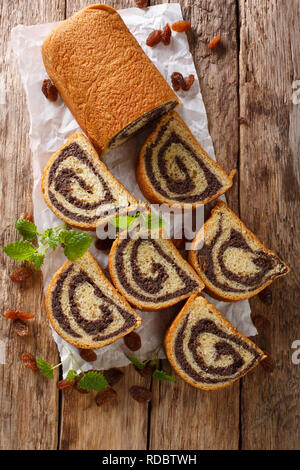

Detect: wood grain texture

[239,0,300,449]
[0,0,65,450]
[149,0,240,450]
[59,0,150,451]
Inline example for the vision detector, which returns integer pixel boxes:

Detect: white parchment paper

[10,3,257,375]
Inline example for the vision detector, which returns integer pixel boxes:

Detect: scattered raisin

[95,238,113,251]
[3,309,35,320]
[124,331,142,351]
[104,368,124,386]
[42,79,58,102]
[171,72,185,91]
[20,212,33,222]
[22,352,38,371]
[95,388,117,407]
[260,353,275,373]
[74,373,90,394]
[57,379,75,390]
[134,363,156,378]
[135,0,148,7]
[171,20,191,33]
[161,24,171,45]
[208,34,221,49]
[258,287,273,306]
[146,30,162,47]
[182,74,195,91]
[253,315,271,331]
[13,319,29,337]
[10,267,33,283]
[198,255,209,273]
[129,386,152,403]
[79,348,97,362]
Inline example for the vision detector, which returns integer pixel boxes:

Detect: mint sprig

[3,219,92,269]
[124,347,176,382]
[125,354,146,370]
[78,371,108,391]
[36,357,54,379]
[152,369,176,382]
[66,369,79,382]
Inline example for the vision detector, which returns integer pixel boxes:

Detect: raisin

[171,72,185,91]
[79,348,97,362]
[134,363,156,378]
[74,373,90,394]
[208,34,221,49]
[198,255,209,273]
[161,24,171,45]
[95,388,117,407]
[182,74,195,91]
[146,30,162,47]
[124,331,142,351]
[20,212,33,222]
[10,267,33,283]
[22,352,38,371]
[95,238,113,251]
[129,386,152,403]
[3,309,35,320]
[13,319,29,337]
[104,368,124,386]
[135,0,148,7]
[57,379,75,390]
[260,353,275,373]
[171,20,191,33]
[42,79,58,102]
[258,287,273,306]
[253,315,271,331]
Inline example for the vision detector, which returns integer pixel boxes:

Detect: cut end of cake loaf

[108,234,204,311]
[165,294,266,390]
[189,201,289,301]
[41,5,180,155]
[136,111,235,208]
[45,251,141,349]
[41,132,138,230]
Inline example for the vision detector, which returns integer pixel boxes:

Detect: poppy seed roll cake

[108,235,203,311]
[136,111,235,208]
[165,294,266,390]
[41,133,137,230]
[45,251,141,349]
[189,201,289,301]
[41,4,180,155]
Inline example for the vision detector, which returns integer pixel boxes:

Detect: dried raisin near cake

[129,386,152,403]
[208,35,221,49]
[13,319,29,337]
[134,363,156,378]
[146,30,162,47]
[104,368,124,386]
[42,79,58,102]
[57,379,75,391]
[124,331,142,351]
[161,24,171,45]
[3,309,35,320]
[20,212,33,222]
[10,267,33,283]
[22,352,38,371]
[171,20,191,33]
[95,388,117,407]
[182,74,195,91]
[135,0,147,8]
[171,72,185,92]
[79,348,97,362]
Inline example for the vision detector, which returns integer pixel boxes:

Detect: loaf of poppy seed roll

[41,4,180,155]
[189,201,289,301]
[136,111,236,208]
[165,294,266,390]
[41,132,138,230]
[46,251,141,349]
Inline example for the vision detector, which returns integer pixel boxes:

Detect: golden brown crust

[164,294,266,390]
[108,236,204,311]
[45,251,141,349]
[41,4,180,155]
[41,132,138,230]
[136,111,236,209]
[188,201,290,301]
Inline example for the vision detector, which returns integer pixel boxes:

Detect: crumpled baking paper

[10,3,257,375]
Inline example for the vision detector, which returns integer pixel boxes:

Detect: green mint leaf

[125,354,146,370]
[36,357,54,379]
[47,228,60,250]
[3,241,37,261]
[59,230,92,261]
[149,359,158,367]
[30,252,45,270]
[144,214,166,230]
[66,369,79,381]
[15,219,37,240]
[78,371,108,391]
[109,214,138,230]
[152,369,176,382]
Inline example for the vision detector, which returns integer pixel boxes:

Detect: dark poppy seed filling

[195,212,288,294]
[113,238,200,305]
[173,313,261,385]
[51,265,137,342]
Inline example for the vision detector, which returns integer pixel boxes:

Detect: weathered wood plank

[239,0,300,449]
[149,0,241,450]
[59,0,150,450]
[0,0,65,450]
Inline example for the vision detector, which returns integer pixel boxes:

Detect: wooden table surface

[1,0,299,450]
